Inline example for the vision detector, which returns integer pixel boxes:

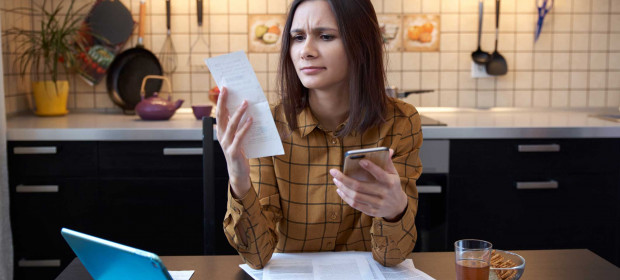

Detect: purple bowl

[191,105,213,120]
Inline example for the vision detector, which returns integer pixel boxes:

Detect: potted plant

[3,0,90,116]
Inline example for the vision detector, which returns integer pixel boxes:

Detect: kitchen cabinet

[448,139,620,267]
[8,141,98,280]
[7,140,206,280]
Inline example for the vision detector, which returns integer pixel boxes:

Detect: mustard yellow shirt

[223,97,423,269]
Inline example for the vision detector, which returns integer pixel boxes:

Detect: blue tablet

[61,228,173,280]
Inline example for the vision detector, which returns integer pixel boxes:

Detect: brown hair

[278,0,387,137]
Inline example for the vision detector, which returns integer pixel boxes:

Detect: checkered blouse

[224,97,423,269]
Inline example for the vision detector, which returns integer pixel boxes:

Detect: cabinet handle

[16,185,59,193]
[13,146,57,154]
[516,180,558,190]
[517,144,560,152]
[163,148,203,155]
[18,259,61,267]
[417,185,442,194]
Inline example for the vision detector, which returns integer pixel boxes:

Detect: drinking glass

[454,239,493,280]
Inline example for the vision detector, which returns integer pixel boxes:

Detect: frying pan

[106,0,162,113]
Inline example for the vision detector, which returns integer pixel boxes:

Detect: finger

[333,177,381,207]
[358,159,391,183]
[336,188,376,216]
[330,169,379,196]
[384,149,398,174]
[222,100,248,146]
[230,116,253,154]
[216,87,229,133]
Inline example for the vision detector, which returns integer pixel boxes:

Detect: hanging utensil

[486,0,508,76]
[188,0,209,69]
[106,0,163,113]
[535,0,553,42]
[158,0,177,74]
[472,0,491,64]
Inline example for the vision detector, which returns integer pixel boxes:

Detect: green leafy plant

[3,0,91,85]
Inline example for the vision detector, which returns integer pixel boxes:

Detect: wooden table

[56,249,619,280]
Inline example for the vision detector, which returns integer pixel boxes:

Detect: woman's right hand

[216,87,253,198]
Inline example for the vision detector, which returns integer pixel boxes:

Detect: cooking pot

[386,86,434,98]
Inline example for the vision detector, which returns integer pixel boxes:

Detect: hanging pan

[106,0,162,114]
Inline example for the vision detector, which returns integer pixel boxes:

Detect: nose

[301,37,317,60]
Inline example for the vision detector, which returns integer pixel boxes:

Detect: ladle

[471,0,490,64]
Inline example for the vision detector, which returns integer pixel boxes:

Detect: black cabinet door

[97,178,204,255]
[448,173,617,263]
[9,177,98,279]
[99,141,203,177]
[8,141,97,177]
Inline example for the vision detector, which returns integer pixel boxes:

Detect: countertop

[7,107,620,141]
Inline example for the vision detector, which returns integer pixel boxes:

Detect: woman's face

[289,0,348,92]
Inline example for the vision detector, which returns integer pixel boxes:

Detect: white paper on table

[239,251,434,280]
[169,270,195,280]
[205,51,285,158]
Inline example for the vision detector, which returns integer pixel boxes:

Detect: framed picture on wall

[248,15,287,53]
[377,14,402,52]
[402,14,440,52]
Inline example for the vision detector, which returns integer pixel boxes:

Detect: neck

[308,86,349,132]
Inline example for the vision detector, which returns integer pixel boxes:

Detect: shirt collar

[297,106,348,137]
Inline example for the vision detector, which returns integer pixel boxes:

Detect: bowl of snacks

[489,250,525,280]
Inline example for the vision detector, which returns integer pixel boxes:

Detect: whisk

[188,0,209,69]
[159,0,177,74]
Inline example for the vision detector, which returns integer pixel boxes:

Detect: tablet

[61,228,173,280]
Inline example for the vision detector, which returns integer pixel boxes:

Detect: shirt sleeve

[370,110,422,266]
[223,156,282,269]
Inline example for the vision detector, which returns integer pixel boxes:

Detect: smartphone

[343,147,390,182]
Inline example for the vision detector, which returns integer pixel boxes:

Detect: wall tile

[249,0,267,14]
[439,90,458,107]
[229,15,248,33]
[210,15,229,33]
[387,52,403,71]
[403,0,421,13]
[402,72,421,89]
[554,0,573,13]
[440,33,459,51]
[441,0,459,13]
[571,33,590,51]
[570,53,589,70]
[230,0,248,14]
[613,0,620,12]
[421,53,439,70]
[534,71,551,89]
[459,71,476,89]
[572,14,591,33]
[570,72,589,89]
[515,52,533,70]
[589,72,607,89]
[229,34,248,52]
[574,0,593,13]
[590,33,609,51]
[384,0,403,13]
[515,72,533,89]
[458,90,477,108]
[552,72,570,89]
[551,91,569,107]
[588,90,607,107]
[422,0,440,13]
[514,90,533,107]
[440,53,459,70]
[441,14,459,32]
[371,0,384,13]
[534,53,552,70]
[267,0,287,14]
[421,91,439,106]
[402,53,421,71]
[533,90,551,107]
[592,0,610,13]
[552,52,570,70]
[609,53,620,69]
[591,14,609,32]
[553,33,571,51]
[589,53,608,70]
[553,14,572,32]
[496,90,514,107]
[440,72,458,89]
[421,71,439,89]
[608,71,620,88]
[611,15,620,32]
[477,91,495,108]
[569,90,588,107]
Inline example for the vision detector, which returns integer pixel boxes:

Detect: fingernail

[333,178,339,186]
[360,160,369,167]
[329,169,337,176]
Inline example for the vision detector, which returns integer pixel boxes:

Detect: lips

[300,66,326,74]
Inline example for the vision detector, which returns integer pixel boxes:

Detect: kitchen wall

[2,0,620,115]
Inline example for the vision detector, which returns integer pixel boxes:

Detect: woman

[217,0,422,269]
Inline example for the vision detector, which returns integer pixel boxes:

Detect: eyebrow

[290,27,338,34]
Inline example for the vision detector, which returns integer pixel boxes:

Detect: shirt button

[330,212,337,220]
[331,138,338,144]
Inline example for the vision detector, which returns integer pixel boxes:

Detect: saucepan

[386,86,434,99]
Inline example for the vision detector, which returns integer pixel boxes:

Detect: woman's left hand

[329,149,408,221]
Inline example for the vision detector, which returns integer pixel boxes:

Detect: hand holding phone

[343,147,389,182]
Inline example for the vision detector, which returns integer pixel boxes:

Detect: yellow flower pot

[32,80,69,116]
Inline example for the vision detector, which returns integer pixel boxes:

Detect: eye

[291,34,305,41]
[320,34,335,41]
